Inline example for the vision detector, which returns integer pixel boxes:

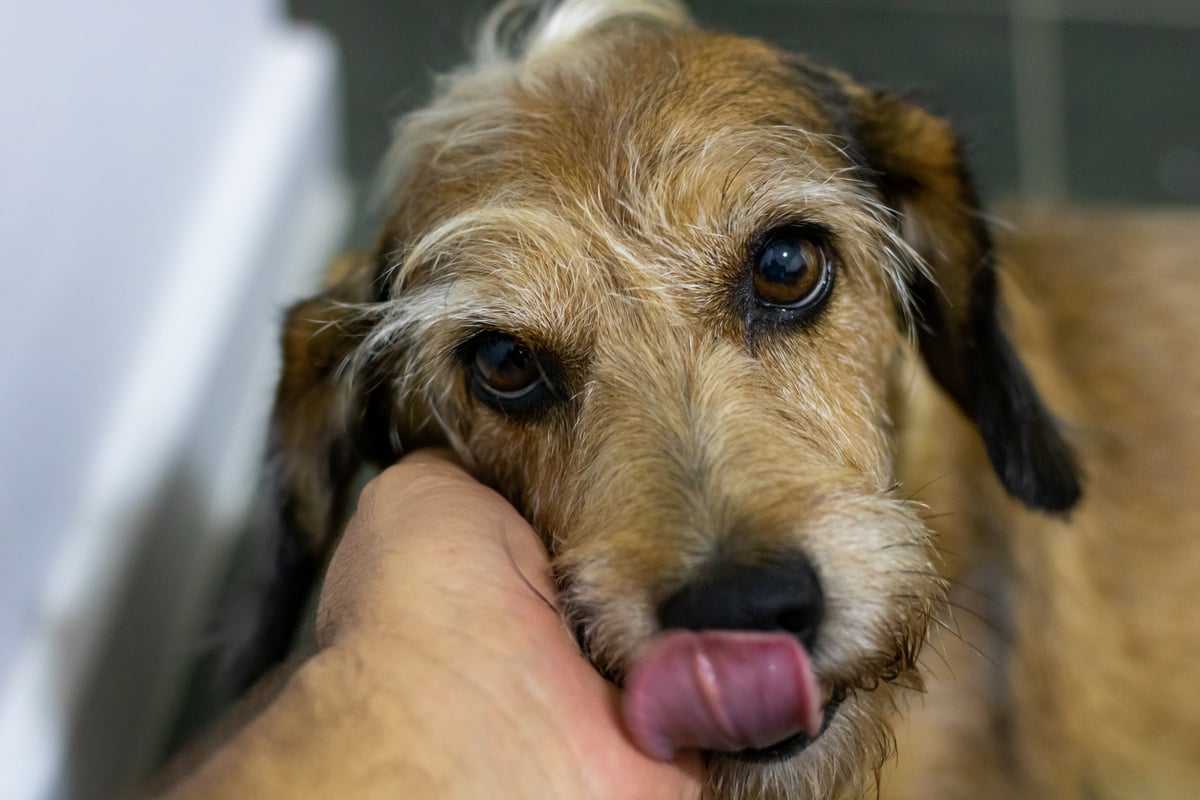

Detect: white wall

[0,0,272,673]
[0,1,349,796]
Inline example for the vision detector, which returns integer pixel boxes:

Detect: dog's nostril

[657,553,824,652]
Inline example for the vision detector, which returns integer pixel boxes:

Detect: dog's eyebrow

[391,205,589,285]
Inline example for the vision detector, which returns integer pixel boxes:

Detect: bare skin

[163,450,702,800]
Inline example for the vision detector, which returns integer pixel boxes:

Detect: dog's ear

[225,253,398,693]
[271,253,401,549]
[851,89,1081,512]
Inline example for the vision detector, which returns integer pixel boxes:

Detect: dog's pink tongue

[623,630,822,761]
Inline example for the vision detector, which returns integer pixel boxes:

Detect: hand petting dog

[164,450,701,800]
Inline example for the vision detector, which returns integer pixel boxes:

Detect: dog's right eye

[462,333,556,415]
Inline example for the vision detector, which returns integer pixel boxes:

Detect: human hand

[166,450,701,799]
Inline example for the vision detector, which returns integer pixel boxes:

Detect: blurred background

[0,1,1195,799]
[306,0,1200,243]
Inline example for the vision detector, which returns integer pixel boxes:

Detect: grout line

[1011,0,1069,202]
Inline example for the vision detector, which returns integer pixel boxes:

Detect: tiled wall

[292,0,1200,220]
[694,0,1200,205]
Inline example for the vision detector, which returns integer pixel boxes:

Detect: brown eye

[473,335,542,397]
[462,332,561,416]
[751,229,833,309]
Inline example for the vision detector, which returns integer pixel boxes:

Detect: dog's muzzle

[621,554,833,760]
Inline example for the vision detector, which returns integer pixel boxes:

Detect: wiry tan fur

[265,2,1200,798]
[885,210,1200,800]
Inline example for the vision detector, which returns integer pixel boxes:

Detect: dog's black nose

[657,554,824,651]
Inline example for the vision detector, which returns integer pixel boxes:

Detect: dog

[237,1,1200,797]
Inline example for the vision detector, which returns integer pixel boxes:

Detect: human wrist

[162,640,469,799]
[299,633,591,798]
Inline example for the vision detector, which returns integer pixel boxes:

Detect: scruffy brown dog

[242,1,1200,797]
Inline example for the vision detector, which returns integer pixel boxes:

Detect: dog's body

[888,208,1200,799]
[240,2,1200,797]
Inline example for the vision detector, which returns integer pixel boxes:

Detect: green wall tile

[1062,20,1200,204]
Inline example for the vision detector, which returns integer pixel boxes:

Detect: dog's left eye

[462,332,556,415]
[751,227,834,310]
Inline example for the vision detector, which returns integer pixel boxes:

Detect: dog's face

[270,4,1079,797]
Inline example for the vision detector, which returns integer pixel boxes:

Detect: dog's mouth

[621,630,842,762]
[726,683,846,763]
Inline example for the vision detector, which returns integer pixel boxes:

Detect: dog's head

[271,1,1080,796]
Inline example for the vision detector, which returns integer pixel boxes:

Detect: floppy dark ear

[853,90,1081,512]
[224,253,399,693]
[270,255,398,554]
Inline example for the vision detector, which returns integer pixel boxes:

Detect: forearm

[160,636,586,799]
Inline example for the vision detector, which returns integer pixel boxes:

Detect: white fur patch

[477,0,692,65]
